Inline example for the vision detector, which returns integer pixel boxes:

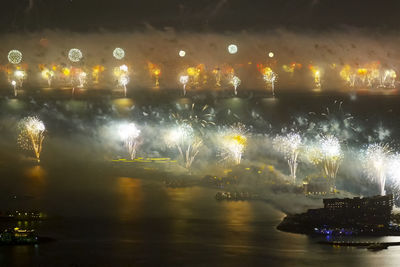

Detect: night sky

[2,0,400,32]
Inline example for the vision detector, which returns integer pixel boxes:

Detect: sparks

[114,65,130,96]
[179,75,189,95]
[273,132,302,183]
[219,123,247,165]
[230,76,241,95]
[259,66,277,96]
[307,135,342,192]
[41,68,55,87]
[18,117,46,163]
[363,143,391,196]
[113,48,125,60]
[68,48,83,63]
[118,123,141,160]
[165,123,202,169]
[8,50,23,64]
[179,50,186,57]
[227,44,238,54]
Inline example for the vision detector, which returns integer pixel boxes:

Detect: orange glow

[92,65,105,83]
[257,64,273,75]
[25,165,46,182]
[340,65,353,84]
[309,65,321,88]
[357,68,368,76]
[282,62,302,74]
[148,62,162,87]
[222,65,234,75]
[153,68,161,76]
[62,68,70,76]
[116,177,143,220]
[23,166,46,196]
[187,67,198,76]
[92,65,105,73]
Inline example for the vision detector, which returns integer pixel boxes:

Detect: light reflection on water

[1,95,400,265]
[116,177,143,221]
[22,165,46,201]
[0,165,399,266]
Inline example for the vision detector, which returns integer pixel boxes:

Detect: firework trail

[148,62,161,88]
[219,123,248,165]
[171,103,215,133]
[306,135,342,192]
[180,75,189,95]
[387,153,400,199]
[18,116,45,162]
[258,66,277,96]
[230,76,241,95]
[12,70,26,96]
[309,65,321,89]
[300,101,359,145]
[273,132,302,183]
[114,65,129,97]
[363,143,391,196]
[382,69,397,88]
[78,71,87,88]
[40,67,55,87]
[165,123,202,169]
[118,123,141,160]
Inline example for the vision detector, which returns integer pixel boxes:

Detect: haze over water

[1,91,400,266]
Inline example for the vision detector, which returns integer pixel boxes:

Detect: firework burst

[309,65,321,89]
[41,68,55,87]
[171,103,215,132]
[219,123,248,165]
[165,123,203,169]
[273,132,302,183]
[12,70,26,95]
[114,65,130,96]
[179,75,189,95]
[306,135,342,192]
[363,143,391,196]
[148,62,161,88]
[18,117,46,162]
[386,153,400,198]
[258,66,277,96]
[230,76,241,95]
[305,101,359,144]
[118,123,141,160]
[382,69,397,88]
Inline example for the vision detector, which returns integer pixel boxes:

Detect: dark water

[1,163,400,267]
[0,91,400,266]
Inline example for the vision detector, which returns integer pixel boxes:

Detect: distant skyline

[1,0,400,32]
